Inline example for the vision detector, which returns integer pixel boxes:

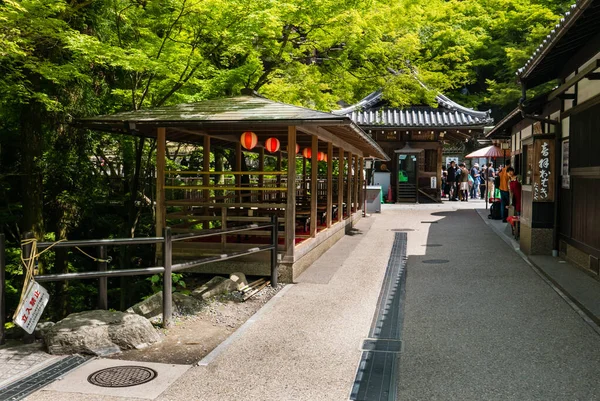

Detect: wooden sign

[532,139,554,202]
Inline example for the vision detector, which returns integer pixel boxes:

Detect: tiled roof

[517,0,600,87]
[333,91,493,128]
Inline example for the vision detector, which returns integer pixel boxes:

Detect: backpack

[494,175,500,188]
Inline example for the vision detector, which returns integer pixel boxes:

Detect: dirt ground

[109,283,284,365]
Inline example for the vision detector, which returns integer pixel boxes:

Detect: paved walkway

[23,201,600,400]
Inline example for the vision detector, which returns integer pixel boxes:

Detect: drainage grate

[422,244,443,247]
[350,232,407,401]
[390,228,414,232]
[88,366,157,388]
[420,221,439,224]
[422,259,449,264]
[0,355,88,401]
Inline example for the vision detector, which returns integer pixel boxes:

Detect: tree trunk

[20,105,44,239]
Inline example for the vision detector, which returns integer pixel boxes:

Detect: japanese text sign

[14,281,49,334]
[532,139,555,202]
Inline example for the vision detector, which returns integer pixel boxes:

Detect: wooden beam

[296,126,364,158]
[347,152,352,217]
[156,127,166,237]
[338,147,344,223]
[236,143,242,203]
[285,126,297,262]
[203,135,210,229]
[326,142,333,228]
[310,136,318,238]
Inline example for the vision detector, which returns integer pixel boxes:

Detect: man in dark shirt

[447,161,459,201]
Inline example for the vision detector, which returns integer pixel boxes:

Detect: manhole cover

[390,228,415,232]
[422,259,449,264]
[422,244,443,247]
[88,366,158,388]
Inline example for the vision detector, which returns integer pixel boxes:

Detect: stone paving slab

[0,342,61,389]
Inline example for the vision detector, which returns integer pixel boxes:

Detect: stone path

[0,343,61,389]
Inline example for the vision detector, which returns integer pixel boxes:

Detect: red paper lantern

[240,131,258,150]
[265,137,280,153]
[322,154,328,162]
[317,152,325,162]
[302,148,312,159]
[296,144,300,154]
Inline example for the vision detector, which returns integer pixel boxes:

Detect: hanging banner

[532,139,555,202]
[14,281,50,334]
[561,140,570,189]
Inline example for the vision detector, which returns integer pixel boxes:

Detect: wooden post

[354,155,359,212]
[221,206,227,251]
[97,246,108,310]
[310,136,318,237]
[302,156,307,198]
[236,143,242,203]
[437,145,443,201]
[276,151,283,202]
[359,157,364,211]
[285,126,297,262]
[258,147,265,202]
[156,127,166,237]
[347,152,353,216]
[203,135,211,229]
[326,142,333,228]
[338,147,344,222]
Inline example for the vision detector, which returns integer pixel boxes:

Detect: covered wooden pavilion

[75,95,389,281]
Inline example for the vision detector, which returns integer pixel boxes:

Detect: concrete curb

[476,209,600,337]
[197,284,294,366]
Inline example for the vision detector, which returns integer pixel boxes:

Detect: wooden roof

[74,96,389,160]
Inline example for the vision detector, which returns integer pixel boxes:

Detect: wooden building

[334,90,493,202]
[76,95,389,282]
[487,0,600,277]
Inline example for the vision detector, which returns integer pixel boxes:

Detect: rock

[44,310,160,356]
[35,322,55,340]
[229,272,248,290]
[127,291,204,319]
[191,276,238,300]
[173,293,203,315]
[127,292,163,319]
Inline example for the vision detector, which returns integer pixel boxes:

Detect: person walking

[498,159,511,222]
[458,163,470,201]
[507,167,521,215]
[447,161,458,201]
[486,162,495,201]
[470,163,480,199]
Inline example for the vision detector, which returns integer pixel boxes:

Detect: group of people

[442,159,522,222]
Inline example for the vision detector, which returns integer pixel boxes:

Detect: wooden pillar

[156,127,166,237]
[236,143,242,203]
[302,156,307,198]
[354,155,359,212]
[326,142,333,228]
[258,147,265,202]
[359,157,364,211]
[277,151,282,202]
[347,152,353,216]
[437,144,443,200]
[285,126,297,261]
[310,136,318,237]
[338,147,344,222]
[203,135,210,229]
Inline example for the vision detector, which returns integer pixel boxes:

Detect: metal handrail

[0,214,279,344]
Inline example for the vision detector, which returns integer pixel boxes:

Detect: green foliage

[148,273,188,295]
[0,0,573,319]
